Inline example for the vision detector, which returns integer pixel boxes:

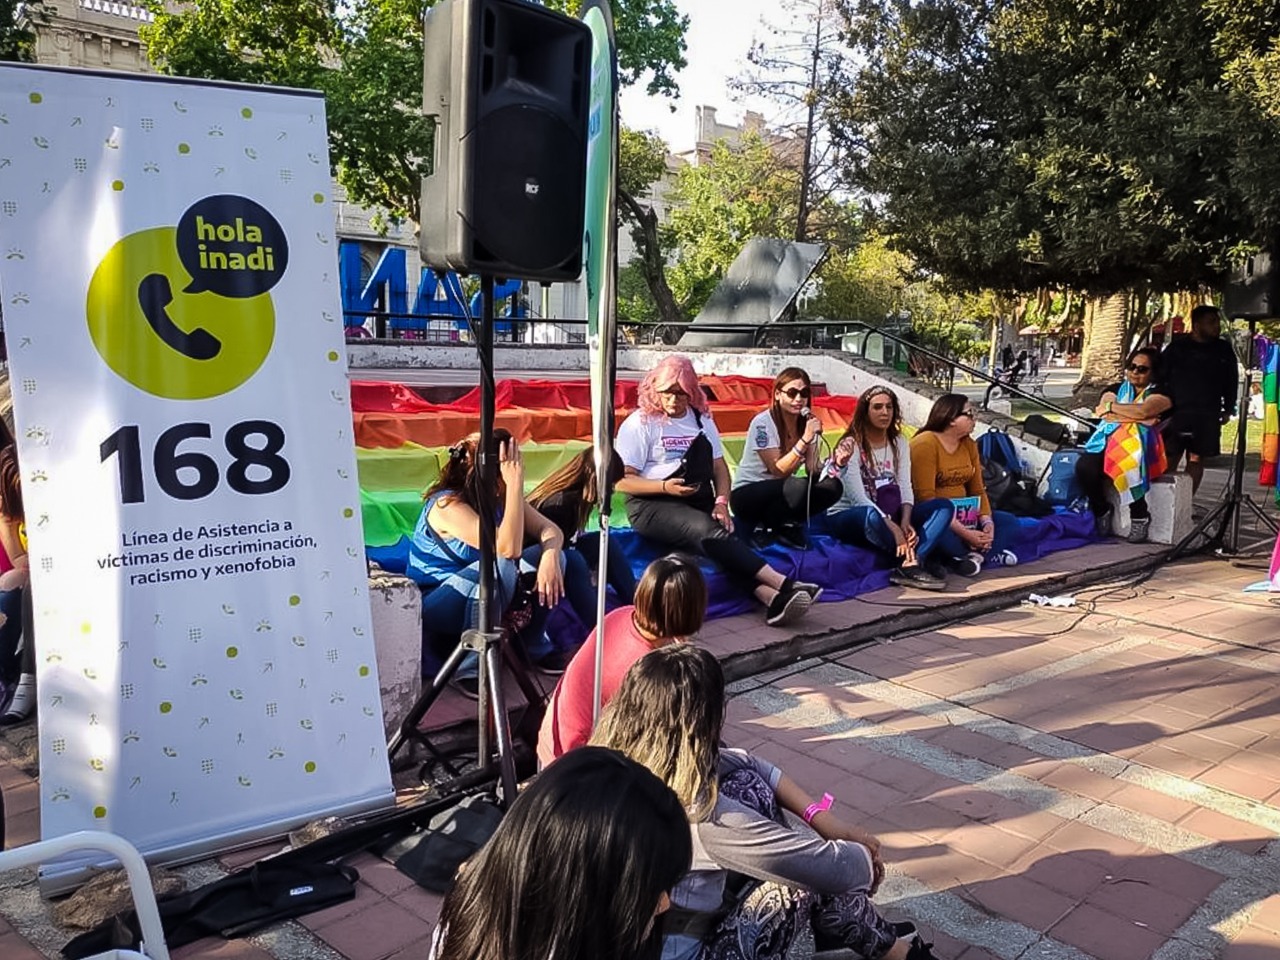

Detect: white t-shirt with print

[615,409,725,480]
[733,410,784,488]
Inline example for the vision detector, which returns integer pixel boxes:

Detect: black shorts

[1163,412,1223,462]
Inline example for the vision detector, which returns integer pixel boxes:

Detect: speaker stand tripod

[1169,320,1279,560]
[385,276,541,807]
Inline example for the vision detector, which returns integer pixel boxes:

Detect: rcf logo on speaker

[524,178,541,197]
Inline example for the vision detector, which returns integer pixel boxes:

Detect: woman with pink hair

[614,356,818,627]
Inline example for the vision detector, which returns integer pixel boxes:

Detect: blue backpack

[1044,448,1085,506]
[977,428,1023,475]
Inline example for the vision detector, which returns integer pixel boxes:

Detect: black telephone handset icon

[138,273,222,360]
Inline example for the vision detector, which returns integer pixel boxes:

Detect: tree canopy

[833,0,1280,295]
[1,0,44,62]
[142,0,688,228]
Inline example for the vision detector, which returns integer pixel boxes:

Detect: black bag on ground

[369,791,503,892]
[1022,414,1071,446]
[982,458,1015,509]
[62,859,359,958]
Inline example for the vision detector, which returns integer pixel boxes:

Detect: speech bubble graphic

[86,226,275,399]
[176,194,288,297]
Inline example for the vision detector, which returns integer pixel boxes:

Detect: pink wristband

[802,793,834,824]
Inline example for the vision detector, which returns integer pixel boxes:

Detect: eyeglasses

[658,386,687,397]
[781,387,811,400]
[1126,363,1152,373]
[956,410,976,419]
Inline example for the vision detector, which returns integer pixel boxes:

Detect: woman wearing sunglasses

[615,356,817,627]
[910,394,1021,577]
[729,368,843,548]
[1074,347,1172,542]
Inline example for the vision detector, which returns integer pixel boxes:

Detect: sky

[617,0,778,152]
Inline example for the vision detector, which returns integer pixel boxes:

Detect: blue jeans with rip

[562,533,636,630]
[828,497,954,564]
[420,544,558,680]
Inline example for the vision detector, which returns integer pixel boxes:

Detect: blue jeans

[562,533,636,630]
[828,498,954,563]
[936,508,1021,562]
[420,544,558,679]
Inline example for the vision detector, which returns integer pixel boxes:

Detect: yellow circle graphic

[86,227,275,399]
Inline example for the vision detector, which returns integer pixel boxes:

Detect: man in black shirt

[1159,305,1240,492]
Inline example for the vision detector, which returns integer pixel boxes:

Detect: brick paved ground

[3,542,1278,960]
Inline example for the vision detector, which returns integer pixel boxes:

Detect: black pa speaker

[1223,250,1280,321]
[420,0,591,282]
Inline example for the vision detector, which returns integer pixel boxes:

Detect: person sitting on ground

[910,394,1020,577]
[1159,304,1239,492]
[825,386,953,590]
[591,644,937,960]
[614,355,818,628]
[528,447,637,629]
[1075,347,1172,543]
[405,429,569,697]
[538,553,705,766]
[432,746,692,960]
[729,367,843,548]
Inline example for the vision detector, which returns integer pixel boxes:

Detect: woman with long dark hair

[826,386,953,590]
[537,553,706,765]
[591,645,935,960]
[729,367,842,548]
[910,394,1020,577]
[528,446,636,626]
[433,746,692,960]
[0,417,30,724]
[1075,346,1172,542]
[405,428,568,696]
[615,356,817,628]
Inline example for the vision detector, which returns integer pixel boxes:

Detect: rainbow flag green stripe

[357,434,753,547]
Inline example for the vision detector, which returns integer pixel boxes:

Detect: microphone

[801,406,821,431]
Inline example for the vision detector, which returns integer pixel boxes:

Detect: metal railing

[345,312,1093,427]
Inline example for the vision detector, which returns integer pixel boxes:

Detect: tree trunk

[619,188,683,326]
[1072,291,1129,406]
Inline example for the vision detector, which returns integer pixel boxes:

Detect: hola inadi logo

[86,195,288,400]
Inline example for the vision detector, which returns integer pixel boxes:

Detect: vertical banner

[0,64,392,876]
[580,0,619,720]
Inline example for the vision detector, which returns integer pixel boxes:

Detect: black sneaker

[774,525,809,550]
[906,934,939,960]
[923,558,948,581]
[765,588,812,627]
[890,564,947,591]
[1094,508,1114,538]
[816,920,918,955]
[751,528,780,550]
[948,553,983,577]
[790,579,824,602]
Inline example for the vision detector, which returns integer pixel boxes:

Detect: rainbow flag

[1259,337,1279,496]
[1102,422,1166,505]
[352,376,858,556]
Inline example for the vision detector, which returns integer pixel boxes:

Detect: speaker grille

[472,104,585,274]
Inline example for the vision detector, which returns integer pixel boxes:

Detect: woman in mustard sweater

[909,394,1020,577]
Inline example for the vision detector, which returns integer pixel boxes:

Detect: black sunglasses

[781,387,811,399]
[1126,363,1152,373]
